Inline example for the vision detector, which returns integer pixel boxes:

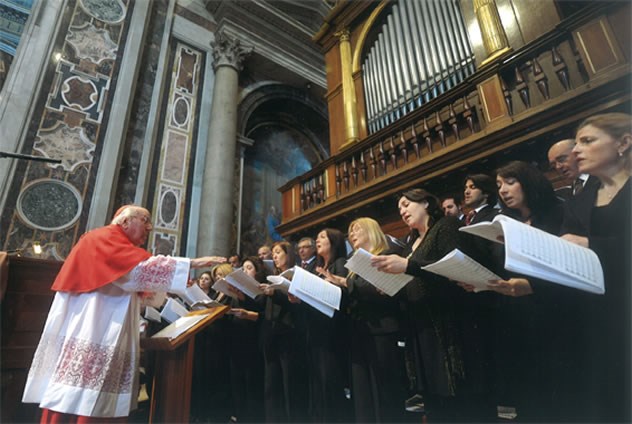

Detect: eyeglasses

[132,215,152,224]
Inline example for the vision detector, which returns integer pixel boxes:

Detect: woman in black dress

[371,189,467,422]
[561,113,631,422]
[259,241,308,422]
[487,160,568,421]
[300,228,350,422]
[346,217,408,423]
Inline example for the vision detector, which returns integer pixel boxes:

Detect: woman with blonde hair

[561,112,631,422]
[346,217,407,423]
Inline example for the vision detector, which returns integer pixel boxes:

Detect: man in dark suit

[463,174,498,225]
[297,237,317,274]
[548,139,591,198]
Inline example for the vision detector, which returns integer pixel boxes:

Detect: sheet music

[211,278,239,299]
[266,275,291,294]
[459,217,506,244]
[420,249,500,292]
[500,217,604,294]
[178,283,212,307]
[224,269,264,299]
[144,306,162,323]
[461,214,604,294]
[288,266,341,314]
[345,248,414,296]
[151,314,209,340]
[263,259,276,274]
[160,297,190,323]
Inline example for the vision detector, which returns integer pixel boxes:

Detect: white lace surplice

[22,255,190,417]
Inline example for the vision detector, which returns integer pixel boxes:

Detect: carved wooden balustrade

[278,6,630,237]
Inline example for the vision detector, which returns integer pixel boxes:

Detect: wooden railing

[278,6,630,236]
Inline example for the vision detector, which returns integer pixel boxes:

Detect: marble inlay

[175,48,197,94]
[171,95,190,129]
[33,123,95,172]
[159,187,178,227]
[61,76,98,111]
[151,232,176,256]
[67,23,118,64]
[48,60,110,123]
[79,0,126,24]
[161,130,187,184]
[17,179,82,231]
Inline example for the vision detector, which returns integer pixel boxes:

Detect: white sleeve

[113,255,191,293]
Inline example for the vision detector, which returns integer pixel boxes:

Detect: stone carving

[67,23,118,64]
[61,76,98,111]
[79,0,126,24]
[17,179,82,231]
[33,123,95,172]
[210,31,253,72]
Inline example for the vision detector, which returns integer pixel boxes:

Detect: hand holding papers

[345,248,414,296]
[460,215,605,294]
[287,267,342,317]
[419,249,500,292]
[177,283,223,310]
[266,273,292,294]
[223,269,264,299]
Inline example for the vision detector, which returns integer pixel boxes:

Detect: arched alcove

[238,87,329,255]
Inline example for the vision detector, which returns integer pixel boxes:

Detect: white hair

[111,205,143,225]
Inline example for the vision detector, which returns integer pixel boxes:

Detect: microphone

[0,151,62,164]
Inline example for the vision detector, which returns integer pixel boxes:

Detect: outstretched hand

[191,256,227,269]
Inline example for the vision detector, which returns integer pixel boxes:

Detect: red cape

[51,224,151,293]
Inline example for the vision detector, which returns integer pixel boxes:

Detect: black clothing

[401,216,469,420]
[302,257,350,422]
[560,177,631,422]
[347,262,408,423]
[259,284,308,422]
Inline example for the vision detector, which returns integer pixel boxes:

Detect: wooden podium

[141,306,229,423]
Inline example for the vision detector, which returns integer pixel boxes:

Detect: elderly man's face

[258,246,272,260]
[122,208,152,246]
[548,141,580,180]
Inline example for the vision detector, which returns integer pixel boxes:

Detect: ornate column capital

[334,28,351,43]
[210,31,253,72]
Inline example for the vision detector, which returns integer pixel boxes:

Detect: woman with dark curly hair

[371,188,469,421]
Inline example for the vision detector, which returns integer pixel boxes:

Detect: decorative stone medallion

[33,123,95,172]
[17,179,82,231]
[61,76,98,111]
[79,0,126,24]
[67,23,118,64]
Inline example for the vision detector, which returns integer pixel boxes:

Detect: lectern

[141,306,229,423]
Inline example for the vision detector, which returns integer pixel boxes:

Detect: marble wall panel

[0,0,133,259]
[148,41,203,256]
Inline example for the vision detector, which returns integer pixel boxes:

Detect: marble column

[198,32,252,256]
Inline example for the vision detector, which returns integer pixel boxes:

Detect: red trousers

[40,408,127,424]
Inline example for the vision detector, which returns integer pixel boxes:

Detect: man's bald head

[548,139,580,180]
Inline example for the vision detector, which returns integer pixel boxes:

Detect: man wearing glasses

[23,205,225,422]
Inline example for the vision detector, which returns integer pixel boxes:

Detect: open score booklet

[459,214,605,294]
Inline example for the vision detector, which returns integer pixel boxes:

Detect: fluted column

[474,0,512,66]
[198,32,252,256]
[336,29,360,148]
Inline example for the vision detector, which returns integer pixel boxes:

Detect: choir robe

[22,255,190,418]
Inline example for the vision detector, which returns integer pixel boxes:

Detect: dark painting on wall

[240,125,322,255]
